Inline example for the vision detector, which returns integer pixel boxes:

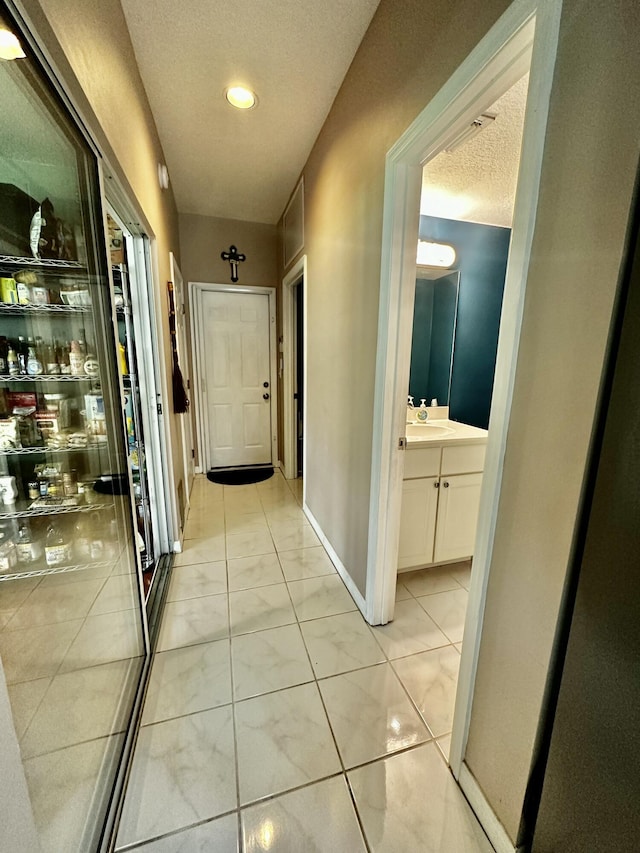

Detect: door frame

[170,253,195,504]
[282,255,307,483]
[189,282,278,472]
[366,0,563,843]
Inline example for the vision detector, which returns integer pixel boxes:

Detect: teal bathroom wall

[418,215,511,429]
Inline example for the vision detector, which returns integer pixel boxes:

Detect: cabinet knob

[443,481,449,488]
[263,393,270,400]
[434,481,440,488]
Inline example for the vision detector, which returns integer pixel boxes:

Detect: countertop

[405,418,488,446]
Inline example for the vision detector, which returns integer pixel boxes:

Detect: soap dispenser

[416,399,429,422]
[407,395,415,422]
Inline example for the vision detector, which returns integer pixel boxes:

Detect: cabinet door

[398,476,439,569]
[433,472,483,563]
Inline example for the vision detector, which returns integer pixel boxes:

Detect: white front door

[202,289,272,468]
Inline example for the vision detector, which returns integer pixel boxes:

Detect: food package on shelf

[0,417,20,449]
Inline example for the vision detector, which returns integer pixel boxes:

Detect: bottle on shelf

[17,336,28,374]
[7,346,19,376]
[15,521,42,565]
[44,342,60,375]
[58,341,71,375]
[73,516,90,561]
[69,340,85,375]
[26,345,44,376]
[44,519,71,567]
[0,337,8,374]
[0,531,17,573]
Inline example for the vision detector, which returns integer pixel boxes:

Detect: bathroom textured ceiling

[120,0,381,224]
[421,75,529,228]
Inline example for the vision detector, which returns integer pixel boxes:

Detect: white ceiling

[421,74,529,228]
[120,0,381,225]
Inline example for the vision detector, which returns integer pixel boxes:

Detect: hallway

[115,472,491,851]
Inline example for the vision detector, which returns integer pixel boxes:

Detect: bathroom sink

[406,422,455,438]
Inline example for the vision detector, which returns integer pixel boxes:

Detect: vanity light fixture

[225,85,258,110]
[0,22,26,60]
[416,240,456,268]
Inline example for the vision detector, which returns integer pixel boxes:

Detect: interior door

[202,289,272,468]
[170,253,195,495]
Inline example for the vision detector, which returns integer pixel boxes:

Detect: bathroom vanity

[398,419,488,570]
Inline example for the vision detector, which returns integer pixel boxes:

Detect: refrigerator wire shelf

[0,255,86,270]
[0,501,113,520]
[0,374,96,382]
[0,558,113,582]
[0,303,91,314]
[0,445,103,455]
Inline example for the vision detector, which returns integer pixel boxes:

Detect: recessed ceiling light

[225,86,257,110]
[0,26,26,60]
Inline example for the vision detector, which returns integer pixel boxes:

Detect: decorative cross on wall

[221,245,246,282]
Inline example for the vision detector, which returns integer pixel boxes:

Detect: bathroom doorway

[365,0,563,817]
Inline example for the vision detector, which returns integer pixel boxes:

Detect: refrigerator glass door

[0,13,146,852]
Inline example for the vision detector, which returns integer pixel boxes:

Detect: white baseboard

[303,504,368,616]
[459,762,516,853]
[173,540,183,554]
[194,466,203,474]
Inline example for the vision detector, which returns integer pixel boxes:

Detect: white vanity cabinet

[398,440,485,570]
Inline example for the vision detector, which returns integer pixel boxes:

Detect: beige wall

[20,0,185,520]
[178,213,280,465]
[280,0,640,843]
[179,213,278,288]
[284,0,512,596]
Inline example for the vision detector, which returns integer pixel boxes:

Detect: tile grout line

[224,535,245,853]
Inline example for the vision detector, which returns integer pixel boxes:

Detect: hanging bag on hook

[167,281,190,414]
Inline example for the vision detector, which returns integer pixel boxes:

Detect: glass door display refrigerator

[111,250,156,593]
[0,7,147,852]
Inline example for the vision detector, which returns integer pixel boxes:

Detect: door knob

[263,393,270,400]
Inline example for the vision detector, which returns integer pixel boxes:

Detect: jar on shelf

[44,520,71,567]
[0,532,17,573]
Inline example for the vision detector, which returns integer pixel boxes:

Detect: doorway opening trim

[367,0,563,845]
[282,255,307,487]
[189,282,279,474]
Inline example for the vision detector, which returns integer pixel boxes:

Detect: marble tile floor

[0,534,146,852]
[116,471,490,852]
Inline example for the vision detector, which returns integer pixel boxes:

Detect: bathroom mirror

[409,267,460,406]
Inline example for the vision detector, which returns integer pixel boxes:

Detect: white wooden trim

[459,763,517,853]
[282,255,307,480]
[365,0,563,790]
[450,0,563,779]
[304,504,368,616]
[148,238,182,548]
[189,282,278,472]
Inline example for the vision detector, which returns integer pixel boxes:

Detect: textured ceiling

[421,74,529,228]
[120,0,381,225]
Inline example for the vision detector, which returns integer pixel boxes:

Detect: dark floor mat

[207,466,274,486]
